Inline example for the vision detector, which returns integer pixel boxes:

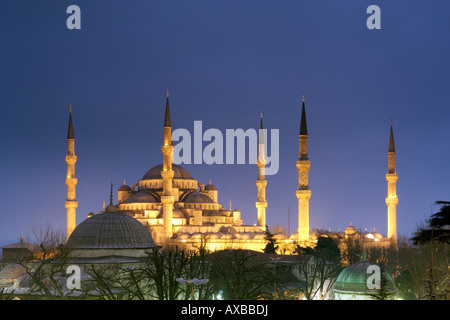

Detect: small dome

[219,226,237,234]
[237,233,252,240]
[119,184,131,191]
[373,232,383,239]
[142,164,194,180]
[184,192,213,204]
[206,233,220,240]
[221,233,236,240]
[123,191,158,204]
[205,184,217,191]
[345,223,357,235]
[176,233,190,240]
[333,256,396,296]
[66,212,156,249]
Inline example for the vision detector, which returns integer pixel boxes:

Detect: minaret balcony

[161,170,174,180]
[255,201,268,209]
[65,177,78,187]
[385,197,398,205]
[65,200,78,209]
[385,173,398,182]
[65,155,77,164]
[296,189,311,199]
[161,195,174,205]
[296,160,311,170]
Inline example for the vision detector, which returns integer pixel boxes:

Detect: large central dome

[142,164,194,180]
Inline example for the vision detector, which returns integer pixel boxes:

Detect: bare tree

[15,222,74,299]
[295,237,342,300]
[208,249,285,300]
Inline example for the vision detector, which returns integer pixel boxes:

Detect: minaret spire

[65,106,78,241]
[164,88,171,128]
[386,119,398,242]
[256,112,268,229]
[67,105,74,139]
[161,89,175,242]
[299,93,308,136]
[388,118,395,153]
[296,93,311,243]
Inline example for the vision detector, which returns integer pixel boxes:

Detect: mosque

[64,91,399,252]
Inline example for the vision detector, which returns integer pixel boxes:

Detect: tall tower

[256,112,268,229]
[65,106,78,240]
[296,94,311,242]
[161,89,175,241]
[385,119,398,241]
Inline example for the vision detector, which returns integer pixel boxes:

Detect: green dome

[333,257,396,295]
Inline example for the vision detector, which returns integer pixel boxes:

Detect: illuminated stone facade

[108,92,266,251]
[65,92,398,252]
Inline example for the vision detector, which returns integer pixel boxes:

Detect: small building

[1,238,40,263]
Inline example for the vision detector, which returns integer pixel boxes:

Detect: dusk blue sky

[1,1,449,245]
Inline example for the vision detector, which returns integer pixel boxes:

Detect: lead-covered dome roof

[65,212,156,249]
[123,191,159,203]
[183,192,213,203]
[142,164,194,180]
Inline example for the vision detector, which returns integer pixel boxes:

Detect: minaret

[296,93,311,242]
[385,119,398,241]
[161,89,175,241]
[256,112,268,229]
[65,106,78,240]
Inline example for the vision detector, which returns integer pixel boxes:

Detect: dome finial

[105,183,118,213]
[109,182,114,205]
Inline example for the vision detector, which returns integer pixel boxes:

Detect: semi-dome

[123,191,159,203]
[184,192,214,203]
[157,207,189,219]
[142,164,194,180]
[333,256,396,299]
[204,210,223,217]
[65,212,156,249]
